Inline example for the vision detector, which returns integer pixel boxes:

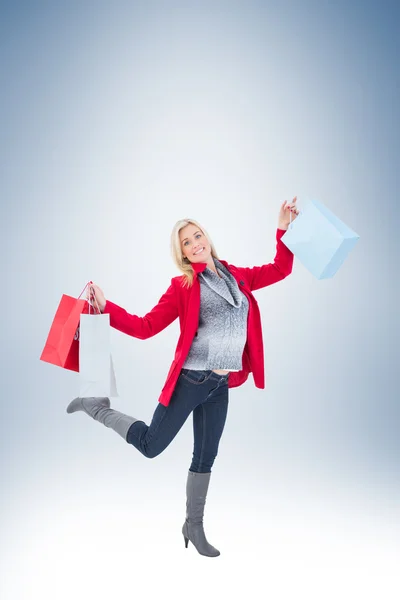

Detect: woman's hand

[86,283,106,313]
[278,196,300,230]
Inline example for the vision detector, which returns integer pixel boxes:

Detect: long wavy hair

[170,218,220,288]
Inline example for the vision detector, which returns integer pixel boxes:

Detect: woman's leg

[66,396,139,440]
[182,373,229,557]
[190,376,229,473]
[126,369,221,459]
[67,369,227,465]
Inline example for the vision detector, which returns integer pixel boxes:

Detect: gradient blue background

[1,1,399,598]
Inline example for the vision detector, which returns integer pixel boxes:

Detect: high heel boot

[66,397,138,441]
[182,470,220,557]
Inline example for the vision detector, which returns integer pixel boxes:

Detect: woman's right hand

[86,283,106,313]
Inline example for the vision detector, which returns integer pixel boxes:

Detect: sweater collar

[199,258,243,307]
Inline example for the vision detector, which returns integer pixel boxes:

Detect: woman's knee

[127,428,165,459]
[141,443,162,459]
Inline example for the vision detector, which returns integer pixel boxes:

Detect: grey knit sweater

[182,258,249,372]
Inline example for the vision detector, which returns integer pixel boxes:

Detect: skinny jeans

[126,368,229,473]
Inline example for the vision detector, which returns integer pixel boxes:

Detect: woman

[67,197,299,557]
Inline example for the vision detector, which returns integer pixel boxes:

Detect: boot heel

[183,534,189,548]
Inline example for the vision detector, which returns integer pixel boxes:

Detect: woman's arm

[236,198,298,291]
[90,280,179,340]
[237,228,294,291]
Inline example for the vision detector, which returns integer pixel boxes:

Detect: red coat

[104,228,293,406]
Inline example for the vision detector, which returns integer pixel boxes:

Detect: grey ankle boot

[182,470,220,557]
[66,397,138,441]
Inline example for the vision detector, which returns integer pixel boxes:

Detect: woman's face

[179,224,211,264]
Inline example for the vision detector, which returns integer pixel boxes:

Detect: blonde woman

[67,198,299,557]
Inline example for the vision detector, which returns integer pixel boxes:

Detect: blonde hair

[170,218,220,288]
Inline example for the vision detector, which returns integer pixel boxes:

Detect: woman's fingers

[282,197,297,210]
[86,284,98,301]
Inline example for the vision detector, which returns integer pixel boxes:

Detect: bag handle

[77,281,101,314]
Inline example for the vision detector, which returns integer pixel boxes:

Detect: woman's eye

[183,234,201,247]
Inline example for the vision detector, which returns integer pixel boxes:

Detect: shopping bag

[40,282,94,372]
[281,198,360,279]
[78,312,118,398]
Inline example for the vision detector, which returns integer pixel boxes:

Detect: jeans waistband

[180,368,230,382]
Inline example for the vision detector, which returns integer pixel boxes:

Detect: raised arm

[236,198,298,291]
[89,280,179,340]
[237,228,294,291]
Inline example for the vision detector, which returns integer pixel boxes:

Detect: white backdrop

[1,1,399,599]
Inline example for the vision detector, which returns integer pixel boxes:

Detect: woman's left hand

[278,196,300,230]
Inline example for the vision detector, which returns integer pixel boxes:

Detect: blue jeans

[126,368,230,473]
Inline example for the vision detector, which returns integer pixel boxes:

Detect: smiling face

[179,223,213,265]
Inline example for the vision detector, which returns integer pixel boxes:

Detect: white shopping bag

[78,313,118,398]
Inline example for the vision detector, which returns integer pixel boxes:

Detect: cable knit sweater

[182,258,249,372]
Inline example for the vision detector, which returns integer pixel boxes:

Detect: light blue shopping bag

[281,198,360,279]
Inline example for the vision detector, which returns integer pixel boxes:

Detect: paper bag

[40,294,91,372]
[281,198,360,279]
[79,313,118,398]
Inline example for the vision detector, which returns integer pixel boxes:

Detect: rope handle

[77,281,101,314]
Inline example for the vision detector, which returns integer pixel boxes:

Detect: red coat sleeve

[237,229,294,291]
[102,279,179,340]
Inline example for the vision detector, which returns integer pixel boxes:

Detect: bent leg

[126,374,207,458]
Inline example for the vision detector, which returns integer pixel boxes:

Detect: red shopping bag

[40,282,98,372]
